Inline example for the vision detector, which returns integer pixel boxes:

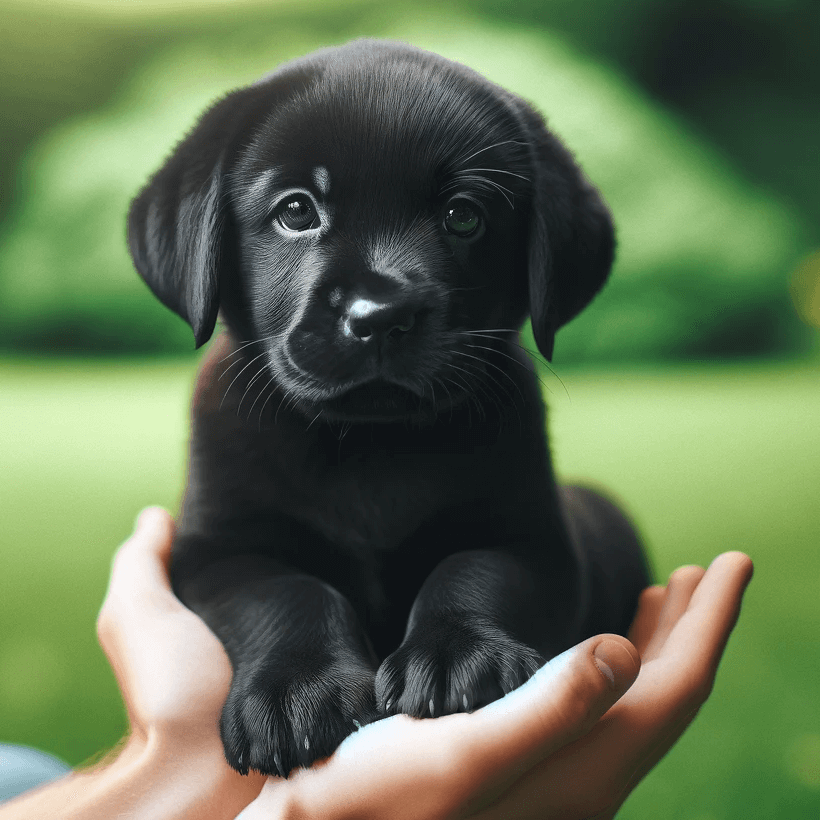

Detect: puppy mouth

[318,380,425,421]
[271,346,470,424]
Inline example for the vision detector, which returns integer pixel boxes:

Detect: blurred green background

[1,0,818,816]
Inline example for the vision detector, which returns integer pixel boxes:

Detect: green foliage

[0,9,812,360]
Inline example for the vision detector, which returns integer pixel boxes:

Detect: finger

[626,585,666,656]
[589,705,701,820]
[620,552,752,737]
[234,779,293,820]
[105,508,177,606]
[473,553,753,820]
[96,508,234,740]
[475,636,640,761]
[97,508,178,652]
[662,552,754,677]
[451,636,640,817]
[133,506,175,569]
[641,565,705,661]
[288,637,639,820]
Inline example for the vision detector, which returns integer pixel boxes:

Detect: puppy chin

[312,381,439,424]
[271,345,460,425]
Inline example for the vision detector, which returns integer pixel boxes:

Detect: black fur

[128,39,649,778]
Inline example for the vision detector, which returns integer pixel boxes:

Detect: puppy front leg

[375,550,571,718]
[172,546,378,778]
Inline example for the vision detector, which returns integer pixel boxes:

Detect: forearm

[0,735,267,820]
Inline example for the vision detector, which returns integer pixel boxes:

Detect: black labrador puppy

[128,39,649,778]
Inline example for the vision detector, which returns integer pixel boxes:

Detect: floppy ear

[128,92,255,349]
[509,100,615,361]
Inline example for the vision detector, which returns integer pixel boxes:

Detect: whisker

[434,376,455,424]
[425,377,437,409]
[442,175,515,208]
[249,375,276,421]
[457,357,522,434]
[452,348,526,407]
[443,374,474,426]
[218,338,263,364]
[219,355,248,381]
[274,392,289,426]
[454,139,529,166]
[443,174,516,199]
[237,366,269,416]
[504,342,570,402]
[458,331,569,402]
[465,340,555,398]
[448,284,490,293]
[250,377,277,429]
[459,328,518,335]
[458,167,530,182]
[258,384,279,430]
[278,391,300,426]
[448,363,488,422]
[220,351,268,411]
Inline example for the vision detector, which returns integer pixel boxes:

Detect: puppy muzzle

[284,271,444,387]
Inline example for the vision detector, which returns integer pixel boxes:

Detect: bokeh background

[1,0,818,816]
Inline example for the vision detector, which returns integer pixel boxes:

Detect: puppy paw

[375,618,544,718]
[221,655,376,777]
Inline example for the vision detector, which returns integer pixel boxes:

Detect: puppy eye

[275,196,319,232]
[444,199,481,238]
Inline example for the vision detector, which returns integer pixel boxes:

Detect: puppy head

[128,41,613,422]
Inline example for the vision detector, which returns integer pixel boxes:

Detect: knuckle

[690,673,716,707]
[675,667,717,713]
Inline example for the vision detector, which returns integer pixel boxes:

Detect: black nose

[343,297,417,342]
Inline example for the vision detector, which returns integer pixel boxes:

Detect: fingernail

[593,640,636,689]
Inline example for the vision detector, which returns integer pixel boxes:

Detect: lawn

[1,354,818,818]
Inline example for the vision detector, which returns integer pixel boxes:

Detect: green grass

[1,355,819,818]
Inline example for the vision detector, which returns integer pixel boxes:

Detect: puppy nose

[343,297,416,342]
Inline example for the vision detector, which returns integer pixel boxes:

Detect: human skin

[0,508,753,819]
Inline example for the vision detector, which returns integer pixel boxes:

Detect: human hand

[0,508,264,820]
[95,508,265,803]
[469,552,754,819]
[97,509,752,820]
[241,552,752,820]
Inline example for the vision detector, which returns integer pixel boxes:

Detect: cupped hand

[468,552,754,819]
[97,509,752,820]
[97,508,234,747]
[242,552,752,820]
[96,508,266,800]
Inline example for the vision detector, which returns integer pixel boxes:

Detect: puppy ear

[128,101,239,349]
[511,101,615,361]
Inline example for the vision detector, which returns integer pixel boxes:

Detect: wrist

[47,731,265,820]
[138,729,267,820]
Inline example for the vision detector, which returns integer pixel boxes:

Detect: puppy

[128,39,649,778]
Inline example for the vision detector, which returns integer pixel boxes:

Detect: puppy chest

[283,453,481,556]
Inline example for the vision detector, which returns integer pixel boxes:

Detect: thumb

[468,636,640,776]
[131,507,175,567]
[101,507,176,623]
